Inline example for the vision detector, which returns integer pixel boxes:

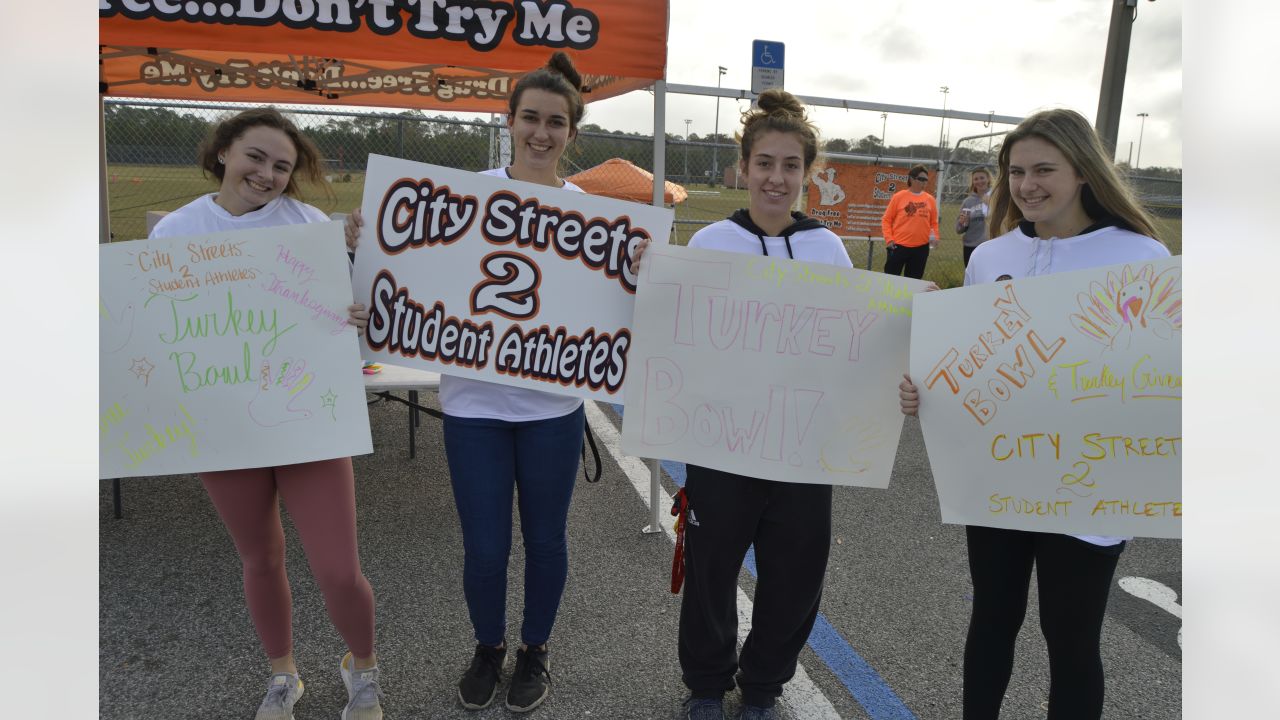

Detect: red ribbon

[670,487,689,594]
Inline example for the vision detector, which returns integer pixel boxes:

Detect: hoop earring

[218,156,225,164]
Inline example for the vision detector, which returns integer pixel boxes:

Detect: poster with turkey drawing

[909,257,1182,538]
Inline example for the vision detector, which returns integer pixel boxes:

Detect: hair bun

[756,88,804,118]
[545,51,584,93]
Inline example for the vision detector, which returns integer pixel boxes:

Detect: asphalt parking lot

[99,393,1181,719]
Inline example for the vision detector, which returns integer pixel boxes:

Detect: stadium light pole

[938,86,950,162]
[684,118,692,182]
[1135,112,1149,170]
[1095,0,1138,158]
[880,112,887,151]
[711,65,726,187]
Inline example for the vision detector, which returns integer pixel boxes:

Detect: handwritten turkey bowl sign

[910,257,1182,538]
[352,154,673,400]
[99,222,373,479]
[620,244,932,487]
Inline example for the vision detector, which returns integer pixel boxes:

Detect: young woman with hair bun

[635,88,852,720]
[346,51,590,714]
[899,108,1168,720]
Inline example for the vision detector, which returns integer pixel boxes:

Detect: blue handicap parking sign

[752,40,784,69]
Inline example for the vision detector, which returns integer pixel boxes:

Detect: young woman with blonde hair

[899,108,1167,720]
[956,166,993,266]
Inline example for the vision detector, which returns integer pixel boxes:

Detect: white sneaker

[254,672,304,720]
[340,652,385,720]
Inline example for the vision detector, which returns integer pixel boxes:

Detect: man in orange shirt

[881,164,939,279]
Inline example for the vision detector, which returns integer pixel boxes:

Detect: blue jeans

[443,406,585,647]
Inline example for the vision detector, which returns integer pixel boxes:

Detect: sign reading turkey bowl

[909,257,1182,538]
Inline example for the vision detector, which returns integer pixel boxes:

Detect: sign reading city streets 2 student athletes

[910,257,1183,538]
[352,154,673,400]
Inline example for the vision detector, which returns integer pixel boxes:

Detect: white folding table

[363,363,442,460]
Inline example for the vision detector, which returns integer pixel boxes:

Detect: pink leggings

[200,457,375,659]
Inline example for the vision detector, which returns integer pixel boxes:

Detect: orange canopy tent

[99,1,668,113]
[98,1,671,243]
[97,0,673,530]
[567,158,688,204]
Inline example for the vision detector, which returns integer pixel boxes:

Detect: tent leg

[642,459,663,534]
[651,79,667,208]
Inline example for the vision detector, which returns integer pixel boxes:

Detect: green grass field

[107,166,1181,289]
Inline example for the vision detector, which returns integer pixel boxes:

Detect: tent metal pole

[100,95,112,244]
[640,78,668,536]
[651,79,666,206]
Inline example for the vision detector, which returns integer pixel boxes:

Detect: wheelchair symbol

[759,45,776,66]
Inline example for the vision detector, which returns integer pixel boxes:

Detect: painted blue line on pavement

[742,547,917,720]
[606,403,917,720]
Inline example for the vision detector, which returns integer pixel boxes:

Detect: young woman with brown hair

[346,51,592,714]
[150,106,384,720]
[635,88,852,720]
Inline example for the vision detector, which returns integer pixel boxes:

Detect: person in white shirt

[150,107,385,720]
[346,51,590,714]
[899,108,1169,720]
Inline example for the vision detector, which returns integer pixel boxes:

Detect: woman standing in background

[881,163,940,279]
[956,166,993,266]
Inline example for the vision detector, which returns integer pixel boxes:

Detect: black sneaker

[504,645,551,712]
[457,643,506,710]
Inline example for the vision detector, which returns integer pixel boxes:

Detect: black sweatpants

[883,243,930,279]
[963,525,1124,720]
[678,464,833,709]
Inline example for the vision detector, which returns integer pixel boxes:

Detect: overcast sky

[584,0,1182,169]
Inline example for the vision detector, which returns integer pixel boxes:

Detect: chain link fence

[104,100,663,242]
[103,99,1180,286]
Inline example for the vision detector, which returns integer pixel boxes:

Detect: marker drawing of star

[129,357,155,385]
[320,389,338,419]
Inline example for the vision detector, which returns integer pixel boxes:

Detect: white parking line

[1118,576,1182,648]
[585,401,842,719]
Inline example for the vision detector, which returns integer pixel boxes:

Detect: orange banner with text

[805,162,937,239]
[100,0,667,112]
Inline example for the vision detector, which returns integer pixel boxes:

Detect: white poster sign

[99,223,373,479]
[910,258,1183,538]
[352,155,674,401]
[620,244,931,487]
